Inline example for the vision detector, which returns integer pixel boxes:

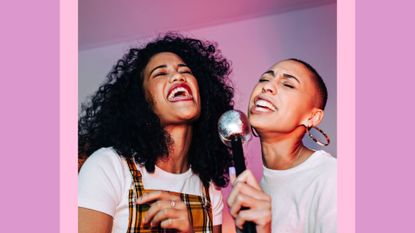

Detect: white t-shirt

[78,147,223,233]
[260,150,337,233]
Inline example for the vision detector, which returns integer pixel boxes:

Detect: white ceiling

[79,0,336,50]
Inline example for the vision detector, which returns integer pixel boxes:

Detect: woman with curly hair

[78,33,234,233]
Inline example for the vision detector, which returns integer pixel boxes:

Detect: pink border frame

[60,0,356,232]
[60,0,78,232]
[337,0,355,232]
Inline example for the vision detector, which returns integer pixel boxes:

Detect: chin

[250,116,275,131]
[250,113,269,123]
[179,110,201,122]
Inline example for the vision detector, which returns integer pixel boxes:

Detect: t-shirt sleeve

[209,183,224,226]
[78,148,124,217]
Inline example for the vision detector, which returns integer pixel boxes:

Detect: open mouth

[253,96,277,112]
[167,84,193,102]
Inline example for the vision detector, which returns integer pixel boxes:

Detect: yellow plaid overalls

[125,159,213,233]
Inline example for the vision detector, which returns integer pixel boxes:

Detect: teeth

[168,87,191,101]
[255,99,276,111]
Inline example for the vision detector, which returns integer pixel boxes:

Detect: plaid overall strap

[181,184,213,233]
[125,158,213,233]
[126,158,150,233]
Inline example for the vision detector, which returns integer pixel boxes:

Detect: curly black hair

[79,33,234,187]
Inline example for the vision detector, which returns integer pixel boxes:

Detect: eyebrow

[262,70,275,77]
[149,65,167,76]
[261,70,300,83]
[282,73,300,83]
[149,63,189,76]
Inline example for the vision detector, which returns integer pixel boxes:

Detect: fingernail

[229,167,236,184]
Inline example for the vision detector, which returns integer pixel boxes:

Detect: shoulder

[314,150,336,172]
[82,147,124,171]
[87,147,122,162]
[312,150,337,188]
[78,147,129,216]
[79,147,129,185]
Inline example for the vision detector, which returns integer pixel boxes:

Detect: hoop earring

[251,126,259,137]
[306,126,330,146]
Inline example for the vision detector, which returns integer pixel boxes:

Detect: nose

[261,80,277,94]
[169,72,186,83]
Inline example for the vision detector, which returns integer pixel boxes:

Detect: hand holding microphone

[227,170,272,233]
[218,110,257,233]
[218,110,272,233]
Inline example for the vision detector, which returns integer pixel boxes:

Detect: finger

[234,170,261,190]
[160,215,191,232]
[136,190,162,204]
[143,200,168,224]
[236,182,271,204]
[229,192,250,217]
[229,167,236,184]
[227,181,240,207]
[227,181,270,209]
[235,208,272,228]
[235,213,246,230]
[150,208,180,227]
[228,170,260,206]
[144,200,186,224]
[160,218,174,229]
[229,192,269,217]
[137,191,180,204]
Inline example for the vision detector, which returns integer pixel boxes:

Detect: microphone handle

[243,222,257,233]
[231,137,246,175]
[231,137,257,233]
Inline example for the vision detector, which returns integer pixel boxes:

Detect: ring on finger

[170,200,176,208]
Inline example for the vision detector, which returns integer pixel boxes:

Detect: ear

[302,108,324,128]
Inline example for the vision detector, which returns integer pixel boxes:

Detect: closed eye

[180,70,193,74]
[283,83,295,88]
[259,78,269,82]
[153,72,167,78]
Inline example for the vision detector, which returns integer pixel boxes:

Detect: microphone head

[218,110,252,147]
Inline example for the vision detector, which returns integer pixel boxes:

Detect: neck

[156,124,192,174]
[259,127,313,170]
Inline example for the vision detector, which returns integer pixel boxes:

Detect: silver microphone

[218,110,251,147]
[218,109,252,175]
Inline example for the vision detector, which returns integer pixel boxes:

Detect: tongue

[174,91,186,97]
